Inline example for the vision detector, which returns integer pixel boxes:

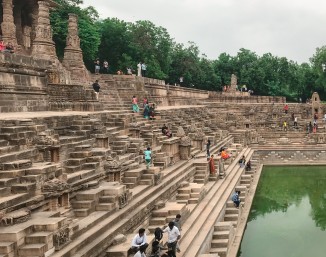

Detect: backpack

[154,227,163,241]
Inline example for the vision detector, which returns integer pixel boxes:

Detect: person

[322,113,326,122]
[94,59,100,74]
[127,67,133,75]
[173,214,182,253]
[92,80,100,100]
[103,60,109,74]
[161,124,168,134]
[134,243,148,257]
[179,76,183,86]
[141,62,147,77]
[143,103,150,119]
[291,113,295,121]
[5,42,14,53]
[314,113,318,120]
[130,228,148,254]
[209,155,216,175]
[132,96,140,113]
[144,147,152,169]
[206,139,211,160]
[163,221,181,257]
[294,117,298,127]
[284,104,289,114]
[149,103,155,120]
[154,227,163,242]
[231,191,241,208]
[137,62,142,77]
[143,97,148,107]
[239,155,246,168]
[308,121,313,133]
[117,70,124,75]
[0,38,5,51]
[150,240,169,257]
[313,123,317,133]
[245,160,251,171]
[283,121,287,131]
[165,128,172,138]
[221,149,231,160]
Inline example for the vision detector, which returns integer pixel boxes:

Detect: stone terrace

[1,74,326,257]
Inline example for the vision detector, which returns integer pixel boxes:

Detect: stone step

[149,217,166,226]
[96,203,115,211]
[210,247,228,257]
[25,231,53,245]
[0,178,19,187]
[214,222,233,231]
[66,170,95,183]
[99,195,117,203]
[0,193,29,209]
[18,243,47,256]
[224,214,238,222]
[213,230,230,240]
[74,209,93,217]
[0,169,25,179]
[11,183,37,194]
[0,159,32,171]
[0,242,15,254]
[211,238,228,248]
[71,200,95,210]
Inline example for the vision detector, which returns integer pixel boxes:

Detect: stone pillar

[61,193,70,209]
[32,1,57,60]
[230,74,237,93]
[1,0,17,45]
[62,13,89,84]
[50,198,59,211]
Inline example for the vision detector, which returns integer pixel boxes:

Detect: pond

[238,166,326,257]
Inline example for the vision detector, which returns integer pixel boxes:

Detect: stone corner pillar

[1,0,17,46]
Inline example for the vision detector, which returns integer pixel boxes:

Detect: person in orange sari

[221,150,230,160]
[209,155,216,174]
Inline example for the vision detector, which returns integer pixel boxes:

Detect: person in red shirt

[284,104,289,114]
[0,39,6,51]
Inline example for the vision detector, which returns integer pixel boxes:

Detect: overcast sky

[81,0,326,64]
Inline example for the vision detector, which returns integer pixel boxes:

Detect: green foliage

[50,0,100,68]
[50,1,326,100]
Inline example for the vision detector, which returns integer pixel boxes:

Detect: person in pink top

[132,96,139,113]
[0,39,6,51]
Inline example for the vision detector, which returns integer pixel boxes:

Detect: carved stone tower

[62,13,89,84]
[1,0,17,45]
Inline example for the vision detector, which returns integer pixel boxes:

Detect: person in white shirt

[163,221,180,257]
[130,228,147,253]
[137,62,142,77]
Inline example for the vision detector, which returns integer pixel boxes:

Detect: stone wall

[47,84,102,111]
[209,91,286,103]
[0,52,51,112]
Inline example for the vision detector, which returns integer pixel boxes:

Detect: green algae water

[238,166,326,257]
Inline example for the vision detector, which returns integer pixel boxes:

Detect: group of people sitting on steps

[128,214,182,257]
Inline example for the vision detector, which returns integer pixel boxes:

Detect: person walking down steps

[92,80,100,100]
[144,147,152,169]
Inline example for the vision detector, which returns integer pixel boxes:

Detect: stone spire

[62,13,89,85]
[32,0,57,60]
[230,74,237,92]
[1,0,17,45]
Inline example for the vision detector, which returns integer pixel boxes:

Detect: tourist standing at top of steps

[163,221,181,257]
[92,80,100,100]
[94,59,100,74]
[137,62,142,76]
[141,62,147,77]
[144,147,152,169]
[103,60,109,74]
[130,228,148,253]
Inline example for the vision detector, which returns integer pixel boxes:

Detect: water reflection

[248,166,326,230]
[238,166,326,257]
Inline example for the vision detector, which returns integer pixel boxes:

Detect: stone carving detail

[176,126,186,137]
[0,209,31,226]
[33,133,58,146]
[43,179,70,193]
[187,123,197,133]
[180,136,191,147]
[23,26,32,48]
[1,0,17,45]
[119,192,128,209]
[54,225,70,250]
[194,128,205,140]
